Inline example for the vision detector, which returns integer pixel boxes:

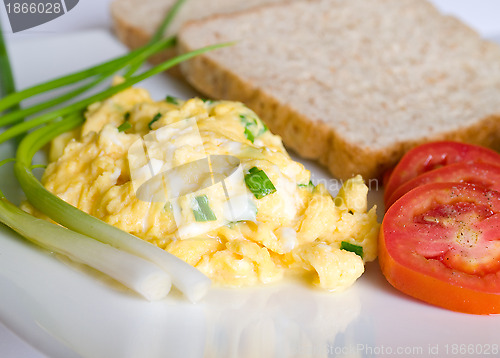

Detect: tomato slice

[379,182,500,314]
[384,141,500,204]
[385,162,500,208]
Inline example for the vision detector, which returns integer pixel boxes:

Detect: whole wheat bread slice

[110,0,294,75]
[176,0,500,180]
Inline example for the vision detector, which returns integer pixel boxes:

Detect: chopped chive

[120,111,131,128]
[192,195,217,222]
[118,122,132,132]
[165,95,179,105]
[239,114,267,143]
[340,241,364,258]
[148,112,162,130]
[298,180,314,189]
[244,167,276,199]
[243,127,255,143]
[248,167,259,175]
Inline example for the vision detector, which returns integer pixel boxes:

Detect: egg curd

[30,85,379,291]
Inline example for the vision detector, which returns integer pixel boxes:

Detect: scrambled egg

[34,85,379,291]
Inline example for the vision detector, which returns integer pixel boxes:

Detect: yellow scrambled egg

[35,85,379,291]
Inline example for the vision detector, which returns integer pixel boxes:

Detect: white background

[1,0,500,357]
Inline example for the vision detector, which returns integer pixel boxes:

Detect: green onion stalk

[0,0,229,302]
[0,36,175,127]
[0,42,230,144]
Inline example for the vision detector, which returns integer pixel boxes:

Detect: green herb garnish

[192,195,217,222]
[244,167,276,199]
[298,180,314,189]
[340,241,364,258]
[244,127,255,143]
[239,114,267,143]
[148,112,162,129]
[118,111,132,132]
[117,121,132,132]
[166,95,179,105]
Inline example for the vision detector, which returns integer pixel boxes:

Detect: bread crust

[110,0,183,77]
[110,0,297,77]
[113,0,500,180]
[177,34,500,181]
[175,0,500,180]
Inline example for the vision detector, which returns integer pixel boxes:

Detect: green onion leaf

[0,22,18,109]
[340,241,364,258]
[244,167,276,199]
[124,0,187,76]
[118,111,132,132]
[150,0,187,43]
[0,36,175,116]
[14,117,211,303]
[148,112,162,130]
[30,164,47,170]
[0,158,15,168]
[165,95,179,105]
[298,180,314,189]
[0,41,233,145]
[239,114,267,143]
[193,195,217,222]
[118,122,132,132]
[0,197,172,301]
[243,127,255,143]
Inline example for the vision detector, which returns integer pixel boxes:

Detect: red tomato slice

[384,141,500,204]
[385,162,500,208]
[379,182,500,314]
[382,167,393,188]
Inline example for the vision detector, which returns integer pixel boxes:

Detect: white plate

[1,30,499,358]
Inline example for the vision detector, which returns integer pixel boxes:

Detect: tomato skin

[384,141,500,204]
[382,167,393,188]
[385,162,500,209]
[379,230,500,315]
[379,182,500,315]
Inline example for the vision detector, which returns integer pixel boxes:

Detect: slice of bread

[176,0,500,180]
[110,0,294,74]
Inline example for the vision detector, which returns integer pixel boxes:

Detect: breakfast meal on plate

[0,0,383,303]
[23,85,379,291]
[133,0,499,180]
[380,141,500,314]
[2,0,498,316]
